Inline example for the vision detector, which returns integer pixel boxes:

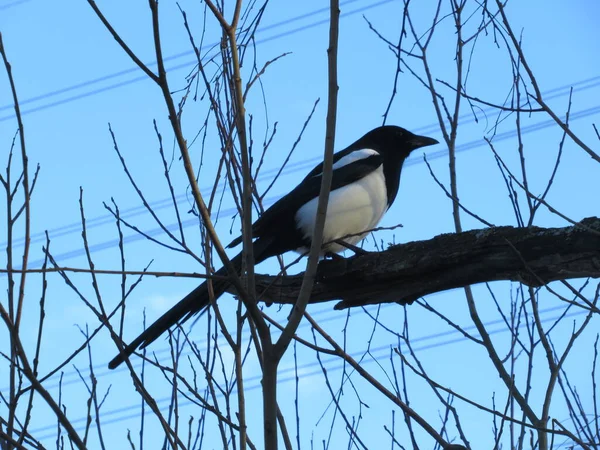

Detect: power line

[29,305,589,438]
[2,100,596,395]
[2,1,597,443]
[8,102,598,270]
[38,307,591,433]
[1,0,597,250]
[0,297,356,393]
[3,0,596,124]
[0,0,392,120]
[17,111,597,441]
[4,104,592,392]
[0,0,32,11]
[1,0,597,249]
[2,70,598,251]
[10,297,573,394]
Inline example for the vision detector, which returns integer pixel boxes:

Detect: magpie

[108,125,438,369]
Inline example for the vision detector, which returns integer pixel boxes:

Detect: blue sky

[1,0,599,448]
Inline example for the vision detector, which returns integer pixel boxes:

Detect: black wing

[227,153,383,248]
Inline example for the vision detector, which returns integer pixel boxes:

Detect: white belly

[295,161,388,254]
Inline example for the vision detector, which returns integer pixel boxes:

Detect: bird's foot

[317,254,348,281]
[324,251,346,261]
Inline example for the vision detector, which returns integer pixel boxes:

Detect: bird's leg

[333,239,370,256]
[318,250,348,281]
[318,241,369,282]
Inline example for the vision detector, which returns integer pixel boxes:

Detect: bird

[108,125,438,369]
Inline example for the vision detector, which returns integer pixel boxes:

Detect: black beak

[409,134,439,149]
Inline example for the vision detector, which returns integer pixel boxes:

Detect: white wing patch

[332,148,380,170]
[310,148,381,176]
[295,149,388,254]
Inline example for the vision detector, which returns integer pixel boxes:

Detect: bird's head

[358,125,439,158]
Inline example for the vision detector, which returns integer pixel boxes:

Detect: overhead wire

[0,0,32,11]
[28,304,591,438]
[2,73,599,250]
[2,100,596,394]
[1,0,598,441]
[6,295,576,393]
[6,101,599,269]
[0,0,393,120]
[0,0,598,250]
[1,0,596,401]
[14,102,597,437]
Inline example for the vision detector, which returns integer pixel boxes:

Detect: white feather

[295,149,388,253]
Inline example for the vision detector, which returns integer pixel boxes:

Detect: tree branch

[250,217,600,309]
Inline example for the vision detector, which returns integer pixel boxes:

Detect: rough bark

[247,217,600,309]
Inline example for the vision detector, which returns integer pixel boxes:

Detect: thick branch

[251,217,600,309]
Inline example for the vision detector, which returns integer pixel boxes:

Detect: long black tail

[108,237,276,369]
